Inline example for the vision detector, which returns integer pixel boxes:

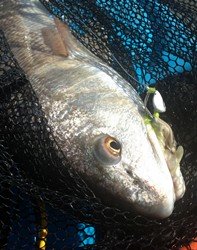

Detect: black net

[0,0,196,249]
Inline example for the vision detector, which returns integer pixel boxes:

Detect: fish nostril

[126,169,132,176]
[125,169,139,185]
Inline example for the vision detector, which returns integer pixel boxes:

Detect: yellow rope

[37,200,48,250]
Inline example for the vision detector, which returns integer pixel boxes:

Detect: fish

[0,0,186,218]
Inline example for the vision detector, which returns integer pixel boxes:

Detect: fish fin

[54,18,96,59]
[41,27,69,57]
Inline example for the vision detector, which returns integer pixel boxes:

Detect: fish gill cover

[0,0,196,250]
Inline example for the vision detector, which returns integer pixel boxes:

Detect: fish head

[75,101,178,219]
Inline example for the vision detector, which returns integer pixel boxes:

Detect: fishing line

[41,0,141,89]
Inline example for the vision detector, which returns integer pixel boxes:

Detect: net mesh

[0,0,196,249]
[40,0,196,92]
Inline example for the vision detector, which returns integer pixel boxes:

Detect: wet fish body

[0,0,185,218]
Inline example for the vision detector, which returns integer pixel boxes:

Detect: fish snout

[152,193,175,218]
[125,165,175,218]
[135,176,175,218]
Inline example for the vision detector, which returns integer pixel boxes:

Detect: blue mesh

[42,0,196,93]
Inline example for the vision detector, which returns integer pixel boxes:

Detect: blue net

[41,0,196,92]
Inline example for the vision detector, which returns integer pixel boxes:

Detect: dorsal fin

[54,17,97,59]
[41,26,69,57]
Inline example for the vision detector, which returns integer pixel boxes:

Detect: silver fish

[0,0,185,218]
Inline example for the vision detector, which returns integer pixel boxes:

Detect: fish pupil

[110,141,121,151]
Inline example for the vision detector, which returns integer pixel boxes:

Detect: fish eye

[104,136,121,156]
[93,135,122,165]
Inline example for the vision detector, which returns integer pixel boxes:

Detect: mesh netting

[40,0,196,92]
[0,0,197,249]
